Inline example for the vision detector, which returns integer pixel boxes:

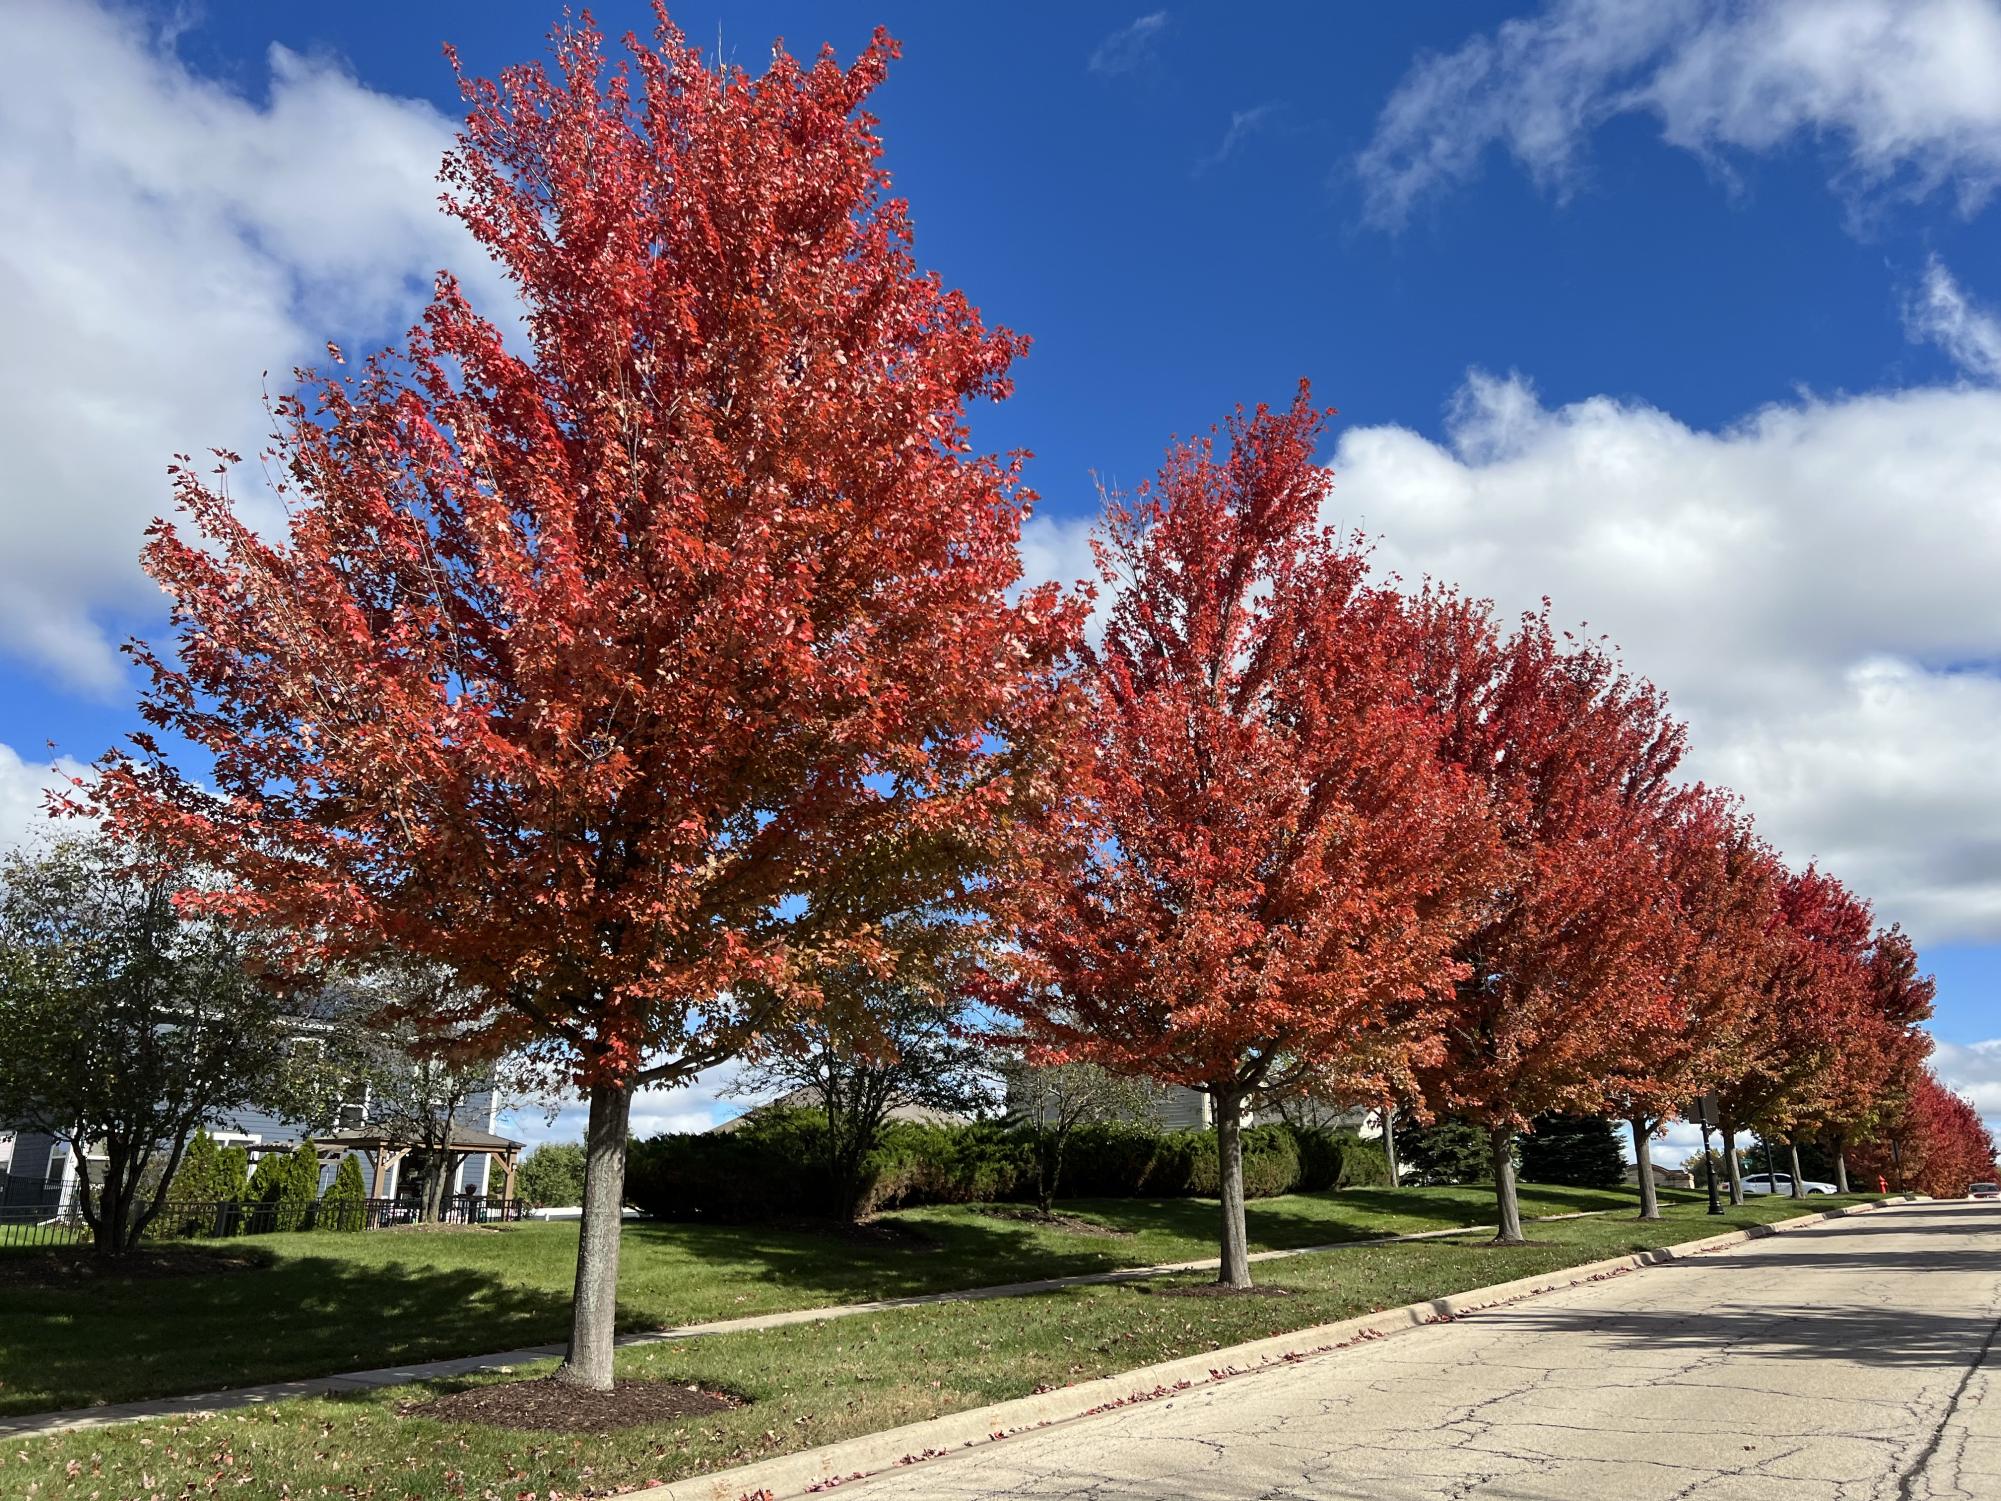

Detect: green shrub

[626,1109,831,1222]
[320,1152,367,1232]
[1292,1127,1390,1191]
[626,1112,1391,1223]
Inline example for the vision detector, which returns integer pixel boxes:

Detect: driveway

[844,1199,2001,1500]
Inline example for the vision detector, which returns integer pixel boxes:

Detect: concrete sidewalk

[0,1207,1613,1439]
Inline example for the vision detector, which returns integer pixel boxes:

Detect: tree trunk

[1491,1126,1524,1243]
[1382,1109,1401,1188]
[1630,1116,1660,1220]
[1721,1114,1745,1205]
[1832,1135,1850,1194]
[1787,1140,1805,1199]
[422,1155,450,1224]
[1214,1089,1252,1288]
[557,1079,633,1391]
[1039,1126,1067,1217]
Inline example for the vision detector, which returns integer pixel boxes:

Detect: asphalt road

[845,1199,2001,1500]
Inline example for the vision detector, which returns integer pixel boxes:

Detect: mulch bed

[0,1245,268,1288]
[402,1377,741,1434]
[1135,1281,1295,1299]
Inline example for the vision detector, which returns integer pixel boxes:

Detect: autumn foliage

[1849,1069,1996,1199]
[1405,596,1686,1239]
[991,389,1502,1283]
[98,8,1077,1386]
[69,0,1979,1373]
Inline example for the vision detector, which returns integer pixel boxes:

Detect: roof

[707,1085,969,1134]
[315,1125,525,1153]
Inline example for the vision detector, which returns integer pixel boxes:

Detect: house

[1008,1074,1376,1136]
[708,1084,970,1133]
[0,1130,74,1213]
[2,1073,521,1219]
[1625,1159,1698,1191]
[215,1088,519,1202]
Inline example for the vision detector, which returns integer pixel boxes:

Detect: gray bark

[1630,1116,1660,1220]
[557,1079,633,1390]
[1382,1109,1401,1188]
[1491,1126,1524,1243]
[1214,1089,1252,1288]
[1722,1115,1745,1205]
[1788,1139,1805,1199]
[1833,1137,1850,1194]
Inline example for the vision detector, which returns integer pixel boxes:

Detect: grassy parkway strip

[0,1181,1682,1416]
[0,1206,1623,1440]
[3,1193,1876,1501]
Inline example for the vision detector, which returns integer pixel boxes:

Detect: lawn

[0,1181,1658,1416]
[7,1194,1867,1500]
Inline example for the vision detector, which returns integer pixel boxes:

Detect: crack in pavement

[1896,1274,2001,1501]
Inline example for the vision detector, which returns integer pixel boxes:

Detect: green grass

[6,1194,1867,1500]
[0,1181,1654,1416]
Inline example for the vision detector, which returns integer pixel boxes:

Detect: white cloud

[497,1063,760,1151]
[1195,104,1283,175]
[1358,0,2001,228]
[1089,12,1170,77]
[1906,257,2001,380]
[1931,1039,2001,1144]
[1019,371,2001,945]
[0,741,90,851]
[0,1,502,693]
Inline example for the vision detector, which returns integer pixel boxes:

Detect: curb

[625,1196,1915,1501]
[0,1206,1621,1439]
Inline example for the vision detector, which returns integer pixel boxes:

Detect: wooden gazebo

[314,1124,526,1203]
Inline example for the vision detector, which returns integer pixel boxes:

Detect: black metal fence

[0,1193,524,1249]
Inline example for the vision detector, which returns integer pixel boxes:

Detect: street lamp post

[1690,1090,1725,1216]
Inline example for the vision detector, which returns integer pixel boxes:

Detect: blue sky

[3,1,2000,1153]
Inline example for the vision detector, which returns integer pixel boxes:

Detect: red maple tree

[991,389,1502,1286]
[1407,595,1685,1242]
[97,8,1078,1388]
[1716,867,1875,1200]
[1851,1067,1996,1198]
[1807,924,1934,1189]
[1607,786,1781,1218]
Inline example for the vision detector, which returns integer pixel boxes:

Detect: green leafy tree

[1003,1060,1162,1216]
[728,949,999,1221]
[516,1143,587,1210]
[320,1153,367,1232]
[0,833,294,1257]
[1518,1114,1626,1188]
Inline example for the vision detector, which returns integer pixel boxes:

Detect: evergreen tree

[1519,1114,1626,1187]
[247,1143,321,1232]
[320,1153,367,1232]
[163,1129,250,1236]
[1396,1112,1494,1185]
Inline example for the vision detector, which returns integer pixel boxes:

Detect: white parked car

[1742,1171,1838,1196]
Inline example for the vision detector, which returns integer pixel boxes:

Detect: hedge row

[624,1109,1390,1222]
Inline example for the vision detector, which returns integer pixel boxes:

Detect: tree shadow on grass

[0,1251,574,1415]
